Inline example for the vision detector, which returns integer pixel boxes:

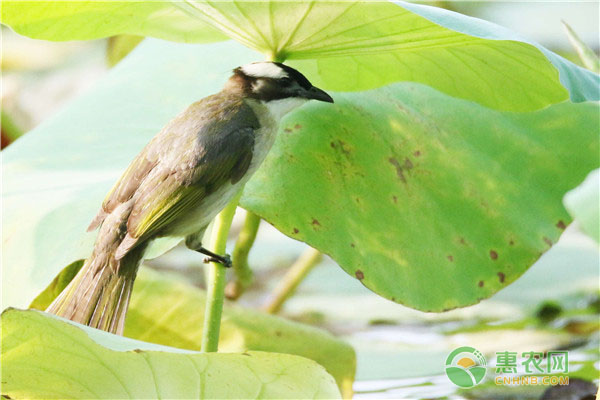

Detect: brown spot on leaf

[133,349,144,353]
[403,158,413,169]
[294,124,302,130]
[459,237,466,245]
[388,157,406,183]
[331,139,351,155]
[413,150,421,157]
[556,220,566,230]
[355,270,364,280]
[350,243,355,248]
[355,197,360,203]
[478,280,484,287]
[490,250,498,260]
[275,330,282,337]
[392,195,398,203]
[498,272,505,283]
[509,239,514,246]
[311,219,321,227]
[293,228,299,234]
[543,237,553,247]
[447,255,454,262]
[337,140,351,155]
[284,128,293,133]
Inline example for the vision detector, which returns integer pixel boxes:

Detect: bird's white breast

[245,97,306,168]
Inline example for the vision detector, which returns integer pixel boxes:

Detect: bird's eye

[280,77,293,86]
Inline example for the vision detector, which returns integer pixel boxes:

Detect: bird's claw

[203,254,232,268]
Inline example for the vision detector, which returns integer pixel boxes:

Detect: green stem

[263,247,323,314]
[267,52,286,63]
[201,191,241,352]
[562,20,600,74]
[225,211,261,300]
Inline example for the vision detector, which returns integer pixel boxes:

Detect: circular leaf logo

[445,346,487,388]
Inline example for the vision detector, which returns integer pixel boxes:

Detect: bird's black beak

[306,86,334,103]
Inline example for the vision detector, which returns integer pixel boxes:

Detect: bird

[46,62,334,335]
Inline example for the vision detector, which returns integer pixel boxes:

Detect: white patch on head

[241,62,288,79]
[263,98,308,120]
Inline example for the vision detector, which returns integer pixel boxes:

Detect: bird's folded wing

[118,125,256,256]
[87,149,157,232]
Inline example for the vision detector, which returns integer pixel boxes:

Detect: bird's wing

[87,148,157,231]
[114,97,258,258]
[129,127,254,238]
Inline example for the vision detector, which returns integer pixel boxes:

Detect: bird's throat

[262,98,308,121]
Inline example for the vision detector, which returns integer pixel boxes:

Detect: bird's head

[226,61,333,119]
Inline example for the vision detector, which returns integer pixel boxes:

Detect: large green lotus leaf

[0,1,227,42]
[1,308,341,399]
[175,0,598,110]
[2,1,598,111]
[240,84,599,312]
[30,266,356,398]
[1,39,261,309]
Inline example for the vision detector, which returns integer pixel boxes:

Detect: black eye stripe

[273,63,312,89]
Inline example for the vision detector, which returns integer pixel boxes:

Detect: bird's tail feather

[46,245,144,335]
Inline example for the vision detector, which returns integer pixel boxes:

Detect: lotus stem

[225,211,261,300]
[201,191,241,352]
[263,247,323,314]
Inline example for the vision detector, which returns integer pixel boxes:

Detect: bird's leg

[198,247,233,268]
[185,232,232,268]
